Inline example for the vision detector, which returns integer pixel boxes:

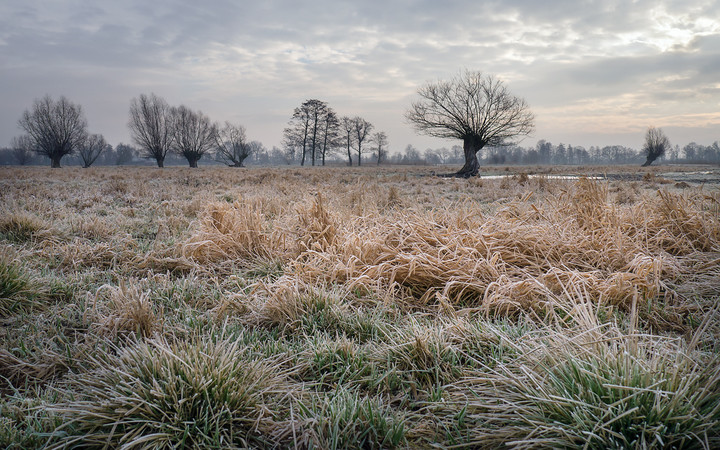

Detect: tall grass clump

[0,213,46,244]
[50,335,292,448]
[441,316,720,449]
[296,192,338,252]
[296,388,406,449]
[181,198,287,267]
[91,280,160,339]
[0,260,39,317]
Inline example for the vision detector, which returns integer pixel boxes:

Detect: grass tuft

[296,388,406,449]
[91,280,161,339]
[0,260,40,317]
[0,213,46,243]
[49,334,292,448]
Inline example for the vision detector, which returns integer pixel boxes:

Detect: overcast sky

[2,0,719,154]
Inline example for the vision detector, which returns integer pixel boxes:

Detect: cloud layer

[2,0,719,151]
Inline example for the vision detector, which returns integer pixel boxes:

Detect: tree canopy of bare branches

[372,131,389,165]
[406,70,534,177]
[340,116,356,166]
[351,116,373,166]
[318,109,339,166]
[642,127,670,167]
[128,93,173,168]
[78,134,108,168]
[114,143,138,165]
[170,105,217,168]
[283,99,338,166]
[214,122,253,167]
[18,95,88,168]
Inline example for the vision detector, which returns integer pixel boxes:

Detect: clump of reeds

[50,335,292,448]
[644,190,720,254]
[286,178,719,329]
[382,317,515,391]
[242,276,351,332]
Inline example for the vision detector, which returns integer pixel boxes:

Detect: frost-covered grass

[1,164,719,448]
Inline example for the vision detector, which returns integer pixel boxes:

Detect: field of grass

[1,164,719,449]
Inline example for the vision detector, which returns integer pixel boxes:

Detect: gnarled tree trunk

[455,135,484,178]
[50,154,62,168]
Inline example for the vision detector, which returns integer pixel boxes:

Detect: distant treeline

[2,139,719,167]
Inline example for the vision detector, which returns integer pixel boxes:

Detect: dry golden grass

[0,164,718,448]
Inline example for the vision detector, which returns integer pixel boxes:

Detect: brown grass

[0,164,718,448]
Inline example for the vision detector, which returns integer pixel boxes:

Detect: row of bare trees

[13,71,674,171]
[283,99,388,166]
[128,93,256,168]
[10,72,537,172]
[16,95,110,168]
[13,93,258,168]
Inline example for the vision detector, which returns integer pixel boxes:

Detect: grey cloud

[1,0,719,150]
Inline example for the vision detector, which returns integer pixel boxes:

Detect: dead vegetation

[0,165,719,448]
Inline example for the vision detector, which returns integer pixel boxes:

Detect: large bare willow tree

[18,95,88,168]
[641,126,670,167]
[170,105,217,168]
[406,71,534,177]
[128,93,173,167]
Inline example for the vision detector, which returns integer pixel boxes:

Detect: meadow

[1,164,719,449]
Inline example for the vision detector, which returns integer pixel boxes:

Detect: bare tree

[169,105,217,168]
[18,95,88,168]
[371,131,389,165]
[406,70,534,177]
[642,127,670,167]
[307,100,327,166]
[128,93,173,167]
[281,130,301,165]
[318,108,339,166]
[214,122,253,167]
[10,135,34,165]
[247,141,265,163]
[352,116,373,166]
[78,133,108,168]
[284,103,311,166]
[340,116,355,166]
